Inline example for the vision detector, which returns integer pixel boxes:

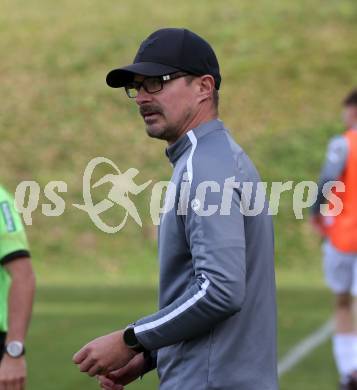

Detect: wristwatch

[5,341,25,358]
[123,325,146,353]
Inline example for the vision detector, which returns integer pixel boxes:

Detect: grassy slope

[1,1,357,388]
[1,0,356,286]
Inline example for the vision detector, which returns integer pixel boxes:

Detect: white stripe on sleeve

[134,275,210,334]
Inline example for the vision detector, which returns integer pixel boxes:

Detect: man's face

[342,105,357,129]
[133,73,197,143]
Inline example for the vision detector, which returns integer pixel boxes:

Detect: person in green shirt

[0,185,35,390]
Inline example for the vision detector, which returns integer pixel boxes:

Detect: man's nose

[135,86,152,106]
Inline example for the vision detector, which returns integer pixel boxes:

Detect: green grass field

[27,284,336,390]
[1,0,357,388]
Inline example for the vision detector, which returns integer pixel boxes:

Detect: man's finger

[107,366,133,386]
[3,378,11,390]
[97,375,114,387]
[107,367,125,380]
[20,376,26,390]
[100,385,115,390]
[101,384,124,390]
[98,374,125,390]
[6,378,14,390]
[11,378,19,390]
[88,364,104,377]
[73,347,89,364]
[0,380,7,390]
[14,378,22,390]
[5,378,20,390]
[79,357,96,373]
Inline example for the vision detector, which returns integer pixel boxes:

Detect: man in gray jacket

[73,28,278,390]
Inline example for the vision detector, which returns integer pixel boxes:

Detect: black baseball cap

[106,28,221,90]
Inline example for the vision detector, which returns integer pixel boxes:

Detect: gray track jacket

[134,119,278,390]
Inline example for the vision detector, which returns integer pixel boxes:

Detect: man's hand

[310,214,327,238]
[73,330,137,377]
[0,354,26,390]
[97,353,148,390]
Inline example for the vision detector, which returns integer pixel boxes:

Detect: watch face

[6,341,24,358]
[124,327,139,348]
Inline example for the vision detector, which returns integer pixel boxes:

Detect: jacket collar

[165,119,224,165]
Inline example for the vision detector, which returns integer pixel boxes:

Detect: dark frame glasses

[124,72,189,98]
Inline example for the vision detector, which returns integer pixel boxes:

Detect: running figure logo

[74,157,152,233]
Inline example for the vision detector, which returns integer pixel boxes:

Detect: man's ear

[196,75,215,103]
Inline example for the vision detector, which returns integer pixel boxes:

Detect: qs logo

[73,157,152,233]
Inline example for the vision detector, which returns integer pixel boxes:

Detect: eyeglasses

[124,72,189,98]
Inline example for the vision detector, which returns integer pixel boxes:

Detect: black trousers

[0,332,6,361]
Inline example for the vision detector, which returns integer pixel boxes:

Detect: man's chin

[145,124,167,140]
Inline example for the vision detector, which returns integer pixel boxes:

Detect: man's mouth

[143,112,161,121]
